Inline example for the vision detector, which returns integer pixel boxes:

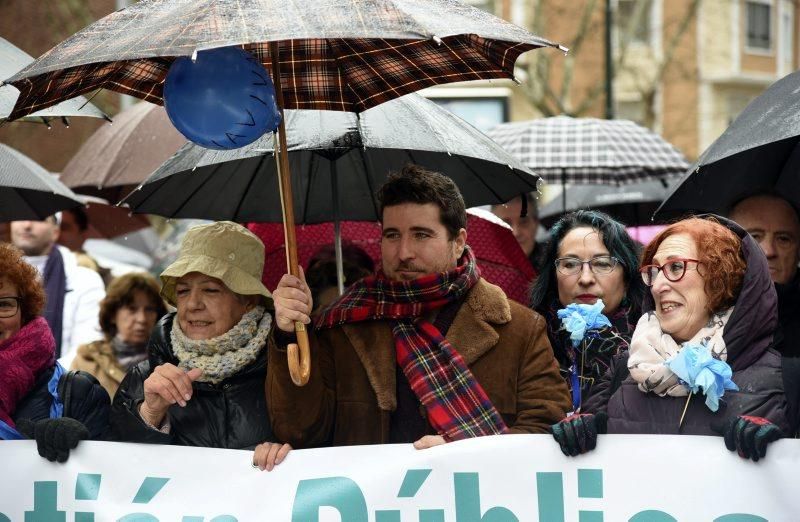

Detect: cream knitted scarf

[171,306,271,384]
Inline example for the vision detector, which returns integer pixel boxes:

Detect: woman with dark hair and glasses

[552,216,790,462]
[531,210,645,413]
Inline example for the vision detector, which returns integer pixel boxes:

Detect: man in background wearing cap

[269,165,569,449]
[10,216,105,365]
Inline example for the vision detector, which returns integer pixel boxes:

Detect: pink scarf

[0,317,56,428]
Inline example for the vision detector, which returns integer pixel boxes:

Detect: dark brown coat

[267,279,571,447]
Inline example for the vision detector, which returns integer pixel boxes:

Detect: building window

[745,1,772,51]
[616,99,647,126]
[781,5,793,62]
[617,0,653,45]
[430,98,508,132]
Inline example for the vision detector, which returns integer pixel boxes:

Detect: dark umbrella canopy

[488,116,689,186]
[0,37,106,124]
[539,178,675,227]
[0,144,82,221]
[656,70,800,217]
[121,93,540,222]
[6,0,562,119]
[60,102,186,202]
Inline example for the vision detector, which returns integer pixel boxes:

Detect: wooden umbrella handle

[287,322,311,386]
[270,41,311,386]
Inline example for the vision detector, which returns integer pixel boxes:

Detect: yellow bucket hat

[160,221,272,307]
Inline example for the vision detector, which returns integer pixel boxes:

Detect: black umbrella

[121,94,539,222]
[656,70,800,218]
[122,93,539,292]
[0,143,82,221]
[539,178,675,227]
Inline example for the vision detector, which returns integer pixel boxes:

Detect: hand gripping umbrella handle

[287,321,311,386]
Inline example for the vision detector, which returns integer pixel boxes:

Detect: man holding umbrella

[268,165,570,451]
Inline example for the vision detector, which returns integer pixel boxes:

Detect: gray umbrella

[0,143,83,221]
[656,70,800,218]
[121,93,540,222]
[488,116,689,211]
[0,37,106,125]
[539,178,676,227]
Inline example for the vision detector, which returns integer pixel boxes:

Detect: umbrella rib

[171,163,222,219]
[356,147,380,221]
[303,152,319,224]
[454,153,504,203]
[232,153,267,221]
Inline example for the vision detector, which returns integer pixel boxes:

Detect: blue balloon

[164,46,281,150]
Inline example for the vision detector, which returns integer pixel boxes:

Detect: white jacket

[57,246,105,367]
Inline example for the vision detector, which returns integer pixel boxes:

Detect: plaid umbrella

[5,0,560,386]
[4,0,562,118]
[487,116,688,187]
[0,143,82,221]
[0,37,106,125]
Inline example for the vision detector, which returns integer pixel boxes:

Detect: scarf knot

[317,247,507,441]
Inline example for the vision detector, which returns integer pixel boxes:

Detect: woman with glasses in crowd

[553,216,790,461]
[531,210,645,414]
[0,243,109,461]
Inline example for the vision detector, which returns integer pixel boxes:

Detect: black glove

[550,412,608,457]
[713,415,783,462]
[17,417,90,463]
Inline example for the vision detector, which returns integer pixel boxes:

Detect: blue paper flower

[557,300,612,348]
[665,343,738,412]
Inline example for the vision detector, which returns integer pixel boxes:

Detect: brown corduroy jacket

[267,278,571,447]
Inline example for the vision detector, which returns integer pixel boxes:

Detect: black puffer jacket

[111,313,275,449]
[13,366,110,439]
[584,217,791,435]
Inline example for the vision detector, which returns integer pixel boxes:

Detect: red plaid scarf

[316,247,508,441]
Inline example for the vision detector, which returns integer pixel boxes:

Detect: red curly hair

[0,243,46,324]
[641,217,746,312]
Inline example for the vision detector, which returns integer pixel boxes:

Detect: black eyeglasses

[639,258,701,286]
[0,296,21,319]
[554,255,620,276]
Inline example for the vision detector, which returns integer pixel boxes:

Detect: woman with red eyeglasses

[551,216,790,461]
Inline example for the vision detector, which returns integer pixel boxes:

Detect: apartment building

[427,0,799,160]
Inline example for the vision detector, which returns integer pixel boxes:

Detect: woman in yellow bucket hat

[110,221,290,471]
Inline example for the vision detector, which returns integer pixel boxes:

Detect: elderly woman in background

[111,221,290,471]
[71,272,167,398]
[0,243,109,461]
[553,216,790,461]
[531,210,645,413]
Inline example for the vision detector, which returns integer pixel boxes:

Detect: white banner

[0,434,798,521]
